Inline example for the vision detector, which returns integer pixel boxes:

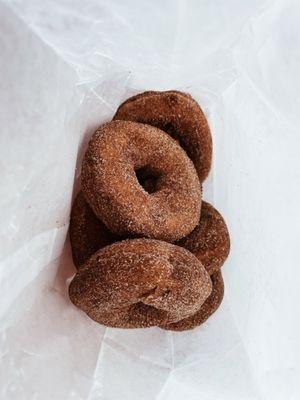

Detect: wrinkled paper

[1,0,300,399]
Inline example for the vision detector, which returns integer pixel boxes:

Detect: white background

[0,1,299,399]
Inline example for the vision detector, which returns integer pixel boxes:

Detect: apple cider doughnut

[81,120,201,242]
[69,239,212,328]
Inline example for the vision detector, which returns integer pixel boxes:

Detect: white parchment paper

[1,1,300,399]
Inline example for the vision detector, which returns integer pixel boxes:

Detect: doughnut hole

[135,166,161,194]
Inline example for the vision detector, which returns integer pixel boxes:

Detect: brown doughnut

[160,271,224,331]
[81,120,201,242]
[68,239,212,328]
[114,90,212,182]
[69,192,120,268]
[177,201,230,275]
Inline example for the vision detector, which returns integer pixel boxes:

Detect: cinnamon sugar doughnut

[81,120,201,242]
[160,271,224,331]
[177,202,230,275]
[114,90,212,182]
[69,239,212,328]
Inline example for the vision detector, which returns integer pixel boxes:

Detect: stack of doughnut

[69,90,230,331]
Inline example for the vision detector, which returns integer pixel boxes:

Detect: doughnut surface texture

[160,271,224,331]
[69,192,119,268]
[114,90,212,182]
[69,239,212,328]
[177,202,230,275]
[81,120,201,242]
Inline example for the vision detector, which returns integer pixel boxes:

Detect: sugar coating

[177,202,230,275]
[160,271,224,331]
[81,120,201,242]
[114,90,212,182]
[68,239,212,328]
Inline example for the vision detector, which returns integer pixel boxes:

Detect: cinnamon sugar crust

[69,192,120,268]
[160,271,224,331]
[177,202,230,275]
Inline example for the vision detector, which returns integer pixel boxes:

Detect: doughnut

[68,239,212,328]
[70,195,229,276]
[114,90,212,182]
[160,271,224,331]
[69,192,120,268]
[177,202,230,275]
[81,120,201,242]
